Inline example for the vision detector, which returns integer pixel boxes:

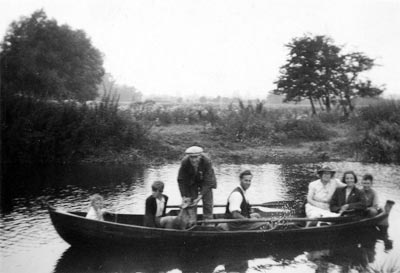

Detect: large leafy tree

[273,35,383,115]
[1,10,104,102]
[336,52,383,115]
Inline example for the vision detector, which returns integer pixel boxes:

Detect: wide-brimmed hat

[185,146,203,156]
[317,165,336,175]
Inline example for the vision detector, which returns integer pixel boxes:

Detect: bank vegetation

[2,11,399,165]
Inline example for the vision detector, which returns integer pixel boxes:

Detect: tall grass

[128,100,335,145]
[348,100,400,163]
[1,92,151,164]
[214,100,333,144]
[130,102,220,126]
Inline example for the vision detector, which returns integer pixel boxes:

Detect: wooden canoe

[48,200,394,249]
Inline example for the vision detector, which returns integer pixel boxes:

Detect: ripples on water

[1,162,400,273]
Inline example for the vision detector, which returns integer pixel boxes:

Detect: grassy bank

[133,99,400,165]
[2,97,399,165]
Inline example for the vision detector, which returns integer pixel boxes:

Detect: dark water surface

[1,162,400,273]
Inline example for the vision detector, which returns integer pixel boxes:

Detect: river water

[1,161,400,273]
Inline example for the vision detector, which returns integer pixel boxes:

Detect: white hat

[185,146,204,156]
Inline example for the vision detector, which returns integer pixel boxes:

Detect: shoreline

[80,124,354,165]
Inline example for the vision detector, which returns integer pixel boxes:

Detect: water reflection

[1,161,400,273]
[54,233,381,273]
[1,164,146,214]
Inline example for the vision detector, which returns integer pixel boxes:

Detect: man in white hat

[177,146,217,221]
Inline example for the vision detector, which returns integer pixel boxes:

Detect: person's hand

[339,204,349,215]
[193,195,203,204]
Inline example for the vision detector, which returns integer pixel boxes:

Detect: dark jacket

[225,187,251,218]
[143,194,168,227]
[330,187,366,213]
[177,154,217,198]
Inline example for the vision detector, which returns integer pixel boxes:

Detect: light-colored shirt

[345,187,352,202]
[307,178,346,210]
[228,186,248,213]
[155,197,166,217]
[86,207,105,221]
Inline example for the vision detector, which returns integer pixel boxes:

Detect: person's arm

[162,195,169,216]
[336,179,347,188]
[372,190,380,209]
[229,192,247,219]
[347,189,367,210]
[143,197,156,227]
[199,158,217,196]
[177,163,189,197]
[330,189,341,213]
[231,211,247,219]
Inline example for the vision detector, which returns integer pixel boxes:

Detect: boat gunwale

[49,206,388,235]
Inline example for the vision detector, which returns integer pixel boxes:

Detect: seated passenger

[330,171,366,215]
[361,174,380,217]
[305,165,345,218]
[144,181,176,228]
[218,170,267,231]
[86,194,106,221]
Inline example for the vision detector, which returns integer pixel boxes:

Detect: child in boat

[144,181,176,228]
[361,174,380,216]
[86,194,106,221]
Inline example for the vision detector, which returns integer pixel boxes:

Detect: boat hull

[49,207,388,249]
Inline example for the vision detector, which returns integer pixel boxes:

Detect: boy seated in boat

[144,181,176,228]
[330,171,366,216]
[218,170,269,231]
[361,174,381,217]
[86,194,106,221]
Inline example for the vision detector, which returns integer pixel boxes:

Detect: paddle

[166,200,295,209]
[197,215,354,225]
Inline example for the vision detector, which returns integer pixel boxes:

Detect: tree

[98,73,143,102]
[336,52,383,115]
[273,34,383,115]
[1,10,104,102]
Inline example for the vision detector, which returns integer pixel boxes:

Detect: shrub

[348,100,400,163]
[317,110,345,124]
[1,92,151,164]
[276,118,333,141]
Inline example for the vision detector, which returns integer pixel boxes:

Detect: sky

[1,0,400,99]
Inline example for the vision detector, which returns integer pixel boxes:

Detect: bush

[1,92,151,164]
[348,100,400,163]
[276,118,333,141]
[317,110,345,124]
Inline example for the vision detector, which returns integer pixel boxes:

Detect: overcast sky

[1,0,400,99]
